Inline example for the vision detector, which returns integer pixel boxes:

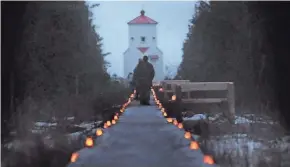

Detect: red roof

[138,47,149,53]
[128,10,158,25]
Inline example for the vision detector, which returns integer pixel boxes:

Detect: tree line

[176,1,290,128]
[2,1,129,140]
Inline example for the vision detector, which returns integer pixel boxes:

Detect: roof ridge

[127,10,158,25]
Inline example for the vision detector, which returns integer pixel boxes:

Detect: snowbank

[183,113,277,125]
[4,120,103,151]
[34,122,57,127]
[208,133,290,167]
[183,114,207,121]
[182,112,290,166]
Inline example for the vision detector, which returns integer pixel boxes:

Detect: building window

[131,37,134,40]
[141,36,146,42]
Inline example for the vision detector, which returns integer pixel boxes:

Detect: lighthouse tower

[123,10,164,82]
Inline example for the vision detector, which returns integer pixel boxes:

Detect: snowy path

[67,99,217,167]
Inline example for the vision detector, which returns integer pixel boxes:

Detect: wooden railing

[160,80,190,99]
[160,80,235,124]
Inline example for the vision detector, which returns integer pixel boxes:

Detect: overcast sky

[90,1,195,77]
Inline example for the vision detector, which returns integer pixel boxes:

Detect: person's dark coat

[133,61,155,90]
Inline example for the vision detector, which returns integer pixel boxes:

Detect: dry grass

[2,87,131,167]
[2,101,84,167]
[2,133,83,167]
[182,105,290,167]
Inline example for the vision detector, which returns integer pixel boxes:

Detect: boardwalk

[67,98,217,167]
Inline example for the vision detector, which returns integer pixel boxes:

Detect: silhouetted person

[133,56,155,105]
[133,58,143,100]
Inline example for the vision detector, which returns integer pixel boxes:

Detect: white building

[123,10,164,82]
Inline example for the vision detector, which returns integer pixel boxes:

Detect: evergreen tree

[177,1,276,111]
[2,1,129,136]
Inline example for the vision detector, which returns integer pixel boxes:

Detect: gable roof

[128,10,158,25]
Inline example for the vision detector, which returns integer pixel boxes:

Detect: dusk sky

[89,1,195,76]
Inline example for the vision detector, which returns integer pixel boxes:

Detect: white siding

[123,22,164,82]
[128,24,157,48]
[124,48,142,79]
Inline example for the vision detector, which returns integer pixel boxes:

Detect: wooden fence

[159,80,235,124]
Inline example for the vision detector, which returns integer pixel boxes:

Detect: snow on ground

[183,112,290,167]
[210,133,264,156]
[183,113,278,125]
[112,104,122,108]
[66,131,83,141]
[66,116,75,121]
[4,139,37,150]
[34,122,57,127]
[3,119,103,151]
[183,114,207,121]
[4,111,289,166]
[207,133,290,167]
[32,120,102,132]
[234,116,252,124]
[76,121,102,130]
[31,129,45,134]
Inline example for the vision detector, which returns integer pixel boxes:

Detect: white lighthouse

[123,10,164,82]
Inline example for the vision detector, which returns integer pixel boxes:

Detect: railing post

[155,85,165,104]
[160,81,166,101]
[175,85,182,103]
[227,82,235,123]
[174,85,183,123]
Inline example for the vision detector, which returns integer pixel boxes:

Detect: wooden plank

[163,80,190,83]
[163,90,174,93]
[161,80,191,99]
[176,82,232,91]
[172,82,235,124]
[226,83,235,123]
[182,98,228,103]
[163,80,190,87]
[162,80,190,90]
